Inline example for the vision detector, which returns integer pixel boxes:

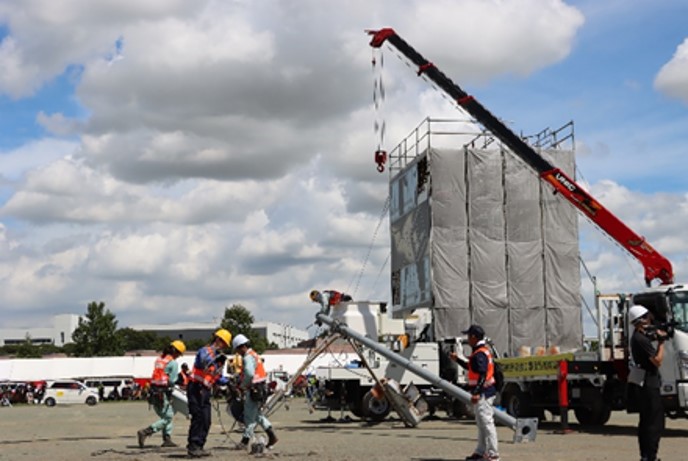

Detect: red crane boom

[368,28,673,286]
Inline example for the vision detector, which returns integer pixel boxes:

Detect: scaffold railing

[387,118,575,176]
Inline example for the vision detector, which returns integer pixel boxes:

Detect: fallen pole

[316,312,538,442]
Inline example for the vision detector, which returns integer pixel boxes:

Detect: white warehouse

[1,315,309,350]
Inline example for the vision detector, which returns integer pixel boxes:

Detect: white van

[44,380,98,406]
[82,376,135,400]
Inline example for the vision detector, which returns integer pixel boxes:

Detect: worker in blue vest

[186,329,231,458]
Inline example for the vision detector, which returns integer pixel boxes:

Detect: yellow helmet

[171,340,186,354]
[309,290,320,301]
[214,328,232,347]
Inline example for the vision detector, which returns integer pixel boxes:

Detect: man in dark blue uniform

[629,305,666,461]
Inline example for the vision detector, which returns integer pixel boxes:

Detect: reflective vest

[178,370,189,387]
[324,290,344,306]
[467,345,495,388]
[151,354,174,387]
[240,349,267,384]
[191,345,220,388]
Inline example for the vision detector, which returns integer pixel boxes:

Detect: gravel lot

[1,399,687,460]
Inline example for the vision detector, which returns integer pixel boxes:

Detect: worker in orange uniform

[176,363,190,389]
[232,334,278,450]
[450,325,500,461]
[137,340,186,448]
[186,329,231,458]
[309,289,352,318]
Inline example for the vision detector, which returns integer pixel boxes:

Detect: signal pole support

[315,312,538,442]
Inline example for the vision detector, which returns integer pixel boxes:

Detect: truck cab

[631,285,688,418]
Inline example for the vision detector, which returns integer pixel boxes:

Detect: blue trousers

[150,392,175,437]
[243,395,271,440]
[186,382,211,449]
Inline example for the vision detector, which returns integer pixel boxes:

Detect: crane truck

[367,28,688,426]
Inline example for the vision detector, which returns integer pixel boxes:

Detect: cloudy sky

[1,0,687,337]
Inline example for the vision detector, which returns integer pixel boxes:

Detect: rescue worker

[176,363,190,389]
[309,289,352,317]
[186,329,232,458]
[137,340,186,448]
[232,334,278,450]
[450,325,500,461]
[629,305,666,461]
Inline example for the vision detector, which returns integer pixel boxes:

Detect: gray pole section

[316,312,538,442]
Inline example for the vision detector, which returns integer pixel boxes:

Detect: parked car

[43,380,98,407]
[80,376,135,400]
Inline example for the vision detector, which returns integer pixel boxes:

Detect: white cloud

[655,38,688,104]
[0,138,79,180]
[4,1,650,333]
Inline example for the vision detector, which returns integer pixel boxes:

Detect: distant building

[252,321,309,349]
[129,320,309,349]
[0,314,308,350]
[0,314,81,347]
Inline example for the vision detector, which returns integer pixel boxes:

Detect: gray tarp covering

[391,146,582,356]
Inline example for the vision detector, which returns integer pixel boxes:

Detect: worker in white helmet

[232,334,278,450]
[628,304,666,461]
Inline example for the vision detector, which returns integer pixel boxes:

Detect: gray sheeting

[391,146,582,356]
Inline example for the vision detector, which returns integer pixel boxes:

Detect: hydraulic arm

[368,28,673,287]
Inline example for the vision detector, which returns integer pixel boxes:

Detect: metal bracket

[513,417,538,443]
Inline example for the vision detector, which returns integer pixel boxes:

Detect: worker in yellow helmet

[186,329,231,458]
[137,340,187,448]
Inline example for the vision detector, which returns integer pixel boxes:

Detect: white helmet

[232,334,250,350]
[628,305,649,324]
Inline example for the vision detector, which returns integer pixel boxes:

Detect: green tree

[71,301,124,357]
[220,304,269,354]
[16,334,42,358]
[116,328,158,351]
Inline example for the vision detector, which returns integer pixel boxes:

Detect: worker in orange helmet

[137,340,187,448]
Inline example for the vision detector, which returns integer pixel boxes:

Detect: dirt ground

[1,399,687,461]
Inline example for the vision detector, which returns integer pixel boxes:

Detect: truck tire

[362,390,390,421]
[450,398,472,419]
[574,401,612,426]
[503,389,531,418]
[348,400,365,418]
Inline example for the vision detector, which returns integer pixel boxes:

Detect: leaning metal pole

[316,312,538,442]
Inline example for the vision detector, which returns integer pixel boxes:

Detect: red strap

[417,62,434,76]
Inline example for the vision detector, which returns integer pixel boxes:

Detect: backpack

[493,361,505,392]
[485,340,505,392]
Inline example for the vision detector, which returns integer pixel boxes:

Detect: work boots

[161,434,178,448]
[233,436,250,450]
[266,427,278,449]
[137,427,154,448]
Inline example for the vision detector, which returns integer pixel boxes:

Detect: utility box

[388,120,582,357]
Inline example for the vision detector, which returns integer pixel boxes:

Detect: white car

[43,380,98,407]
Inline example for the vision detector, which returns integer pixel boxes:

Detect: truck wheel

[503,390,531,418]
[362,391,390,421]
[450,398,472,419]
[348,400,365,418]
[574,402,611,426]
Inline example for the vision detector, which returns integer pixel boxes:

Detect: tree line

[1,302,277,358]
